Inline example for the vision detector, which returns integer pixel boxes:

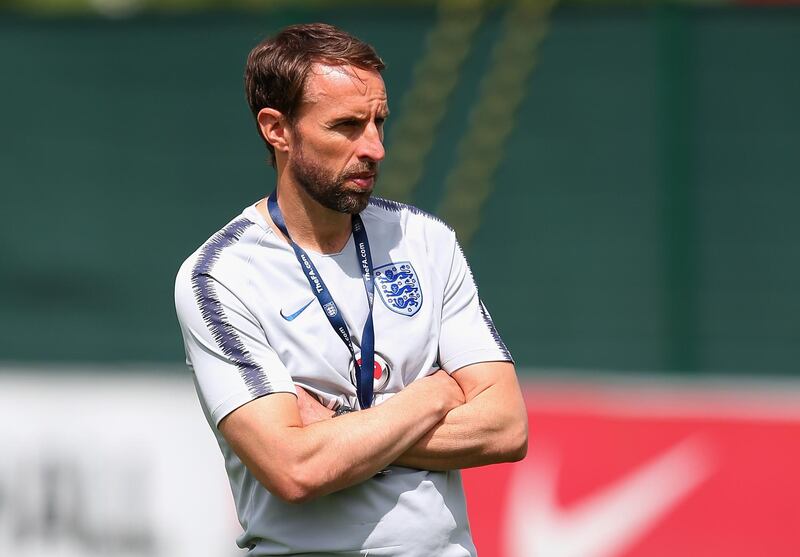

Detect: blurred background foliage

[1,0,798,374]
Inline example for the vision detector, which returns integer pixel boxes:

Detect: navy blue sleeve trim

[368,197,453,231]
[455,242,513,361]
[191,218,272,397]
[478,299,513,361]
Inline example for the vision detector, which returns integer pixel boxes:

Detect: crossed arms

[219,361,528,503]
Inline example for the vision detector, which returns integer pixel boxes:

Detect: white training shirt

[174,197,512,556]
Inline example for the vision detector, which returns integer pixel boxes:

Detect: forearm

[395,364,528,471]
[285,391,448,497]
[222,371,463,503]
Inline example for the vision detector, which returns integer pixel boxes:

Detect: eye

[334,119,360,129]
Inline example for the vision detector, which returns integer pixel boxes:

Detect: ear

[257,108,291,155]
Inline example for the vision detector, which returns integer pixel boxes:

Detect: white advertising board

[0,367,244,557]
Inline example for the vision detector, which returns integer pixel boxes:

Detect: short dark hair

[245,23,385,167]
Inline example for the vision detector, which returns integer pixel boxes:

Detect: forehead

[300,63,387,115]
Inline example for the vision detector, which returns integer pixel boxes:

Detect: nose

[357,122,385,162]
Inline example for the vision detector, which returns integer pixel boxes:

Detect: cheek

[312,138,358,170]
[292,124,358,169]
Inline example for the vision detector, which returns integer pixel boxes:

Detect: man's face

[287,63,388,214]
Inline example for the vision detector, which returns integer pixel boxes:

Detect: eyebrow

[327,109,390,125]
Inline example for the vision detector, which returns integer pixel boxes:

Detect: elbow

[502,415,529,463]
[267,465,325,504]
[508,429,528,462]
[271,483,317,504]
[271,482,314,505]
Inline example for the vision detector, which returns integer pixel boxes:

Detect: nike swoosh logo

[280,299,314,321]
[505,435,715,557]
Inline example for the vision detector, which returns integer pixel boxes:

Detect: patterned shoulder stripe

[479,299,513,362]
[454,242,513,361]
[191,218,271,397]
[193,218,254,278]
[368,197,453,231]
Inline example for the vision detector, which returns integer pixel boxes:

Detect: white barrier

[0,367,243,557]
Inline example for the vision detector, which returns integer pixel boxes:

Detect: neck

[263,176,353,255]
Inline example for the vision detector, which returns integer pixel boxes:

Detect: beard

[288,146,378,215]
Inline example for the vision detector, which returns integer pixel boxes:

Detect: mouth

[345,173,376,190]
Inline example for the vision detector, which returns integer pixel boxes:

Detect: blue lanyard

[267,192,376,410]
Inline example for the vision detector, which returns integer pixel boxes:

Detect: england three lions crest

[374,261,422,317]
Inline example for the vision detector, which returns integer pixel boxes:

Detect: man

[175,23,527,556]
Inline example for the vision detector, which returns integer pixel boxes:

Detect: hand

[295,386,334,426]
[410,370,466,415]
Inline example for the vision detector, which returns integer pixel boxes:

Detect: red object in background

[463,381,800,557]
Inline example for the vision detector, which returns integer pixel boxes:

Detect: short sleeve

[438,237,513,373]
[174,262,296,427]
